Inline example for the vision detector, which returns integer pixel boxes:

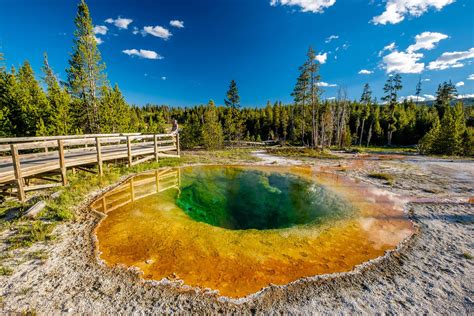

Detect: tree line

[177,56,472,156]
[0,0,472,156]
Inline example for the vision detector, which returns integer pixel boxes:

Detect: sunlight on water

[92,165,415,298]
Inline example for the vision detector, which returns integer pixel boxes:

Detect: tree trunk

[359,118,365,147]
[367,123,373,147]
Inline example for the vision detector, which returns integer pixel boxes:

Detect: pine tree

[223,80,243,140]
[415,77,422,105]
[43,53,72,135]
[281,106,289,142]
[66,0,107,133]
[202,100,224,149]
[306,47,322,148]
[0,52,12,136]
[180,112,203,149]
[359,83,372,146]
[292,64,309,145]
[264,101,273,140]
[16,61,49,136]
[382,74,402,145]
[435,81,457,119]
[418,115,440,154]
[99,84,131,133]
[224,80,240,109]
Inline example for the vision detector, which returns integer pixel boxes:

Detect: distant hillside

[419,97,474,107]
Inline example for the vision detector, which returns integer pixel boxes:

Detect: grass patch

[368,172,395,184]
[7,221,56,249]
[183,148,260,163]
[266,147,338,159]
[28,250,48,261]
[0,266,13,276]
[463,252,473,260]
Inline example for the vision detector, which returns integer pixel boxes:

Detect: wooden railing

[0,133,180,202]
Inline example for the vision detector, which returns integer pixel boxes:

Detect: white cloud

[468,74,474,80]
[93,36,103,45]
[132,27,139,35]
[325,35,339,43]
[427,48,474,70]
[142,26,172,40]
[316,81,337,87]
[315,52,327,64]
[402,95,426,102]
[105,17,133,30]
[93,25,108,35]
[455,81,464,87]
[372,0,455,25]
[457,94,474,99]
[422,78,431,81]
[161,76,167,80]
[358,69,374,75]
[327,97,336,100]
[269,0,336,13]
[423,94,436,101]
[383,50,425,74]
[407,32,448,53]
[379,42,396,56]
[122,49,163,60]
[170,20,184,28]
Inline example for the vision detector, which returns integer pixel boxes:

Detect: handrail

[0,133,176,153]
[0,133,143,144]
[0,132,180,202]
[0,133,176,143]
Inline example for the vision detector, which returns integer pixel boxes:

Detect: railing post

[95,137,103,176]
[127,136,132,167]
[57,140,68,185]
[176,133,180,156]
[10,144,26,202]
[154,134,159,162]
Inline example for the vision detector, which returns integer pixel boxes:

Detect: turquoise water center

[176,166,354,230]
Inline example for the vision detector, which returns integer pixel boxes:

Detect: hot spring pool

[92,165,414,298]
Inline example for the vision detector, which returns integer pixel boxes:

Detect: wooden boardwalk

[0,133,180,201]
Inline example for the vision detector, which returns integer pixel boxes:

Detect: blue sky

[0,0,473,107]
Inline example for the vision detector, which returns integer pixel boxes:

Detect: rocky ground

[0,150,473,314]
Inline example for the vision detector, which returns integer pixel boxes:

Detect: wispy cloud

[170,20,184,28]
[468,74,474,80]
[358,69,373,75]
[270,0,336,13]
[316,81,337,87]
[383,51,424,74]
[372,0,455,25]
[428,48,474,70]
[325,35,339,43]
[381,32,449,74]
[407,32,448,53]
[122,49,163,60]
[455,81,464,87]
[378,42,396,57]
[105,17,133,29]
[457,94,474,99]
[315,52,327,64]
[93,25,108,35]
[141,25,172,40]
